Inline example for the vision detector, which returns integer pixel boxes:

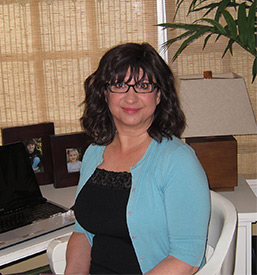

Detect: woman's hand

[65,232,92,275]
[144,255,199,275]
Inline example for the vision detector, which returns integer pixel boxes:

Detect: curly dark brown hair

[80,42,185,145]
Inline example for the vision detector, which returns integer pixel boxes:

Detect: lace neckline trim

[87,168,132,190]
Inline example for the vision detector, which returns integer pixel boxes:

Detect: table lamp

[178,72,257,191]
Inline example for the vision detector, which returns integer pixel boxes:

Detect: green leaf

[158,22,213,33]
[164,30,196,46]
[238,3,248,46]
[175,0,202,18]
[199,18,227,34]
[222,39,235,57]
[222,10,238,39]
[203,33,213,49]
[172,29,210,61]
[174,0,188,19]
[214,0,230,22]
[215,33,223,42]
[188,0,199,15]
[252,57,257,83]
[190,3,221,18]
[247,0,256,53]
[158,22,196,30]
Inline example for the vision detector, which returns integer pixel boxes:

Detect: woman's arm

[145,256,199,275]
[65,232,92,275]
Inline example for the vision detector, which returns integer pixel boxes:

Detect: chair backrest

[47,191,237,275]
[197,190,237,274]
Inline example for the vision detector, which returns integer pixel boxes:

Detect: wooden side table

[219,174,257,275]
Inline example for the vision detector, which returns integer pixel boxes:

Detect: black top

[74,168,142,274]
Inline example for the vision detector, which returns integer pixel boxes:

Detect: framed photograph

[50,132,92,188]
[1,122,55,185]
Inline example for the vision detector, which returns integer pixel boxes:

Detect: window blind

[0,0,158,134]
[0,0,256,179]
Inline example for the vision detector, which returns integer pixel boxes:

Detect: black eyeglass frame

[105,82,159,94]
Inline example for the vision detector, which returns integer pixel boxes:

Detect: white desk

[219,174,257,275]
[0,185,77,267]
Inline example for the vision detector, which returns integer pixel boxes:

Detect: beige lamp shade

[178,72,257,138]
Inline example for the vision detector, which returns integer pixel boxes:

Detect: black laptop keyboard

[0,202,67,234]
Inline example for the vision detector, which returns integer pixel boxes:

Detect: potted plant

[159,0,257,82]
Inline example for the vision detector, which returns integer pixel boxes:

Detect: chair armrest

[47,235,71,274]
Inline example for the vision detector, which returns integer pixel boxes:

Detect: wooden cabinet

[186,135,237,191]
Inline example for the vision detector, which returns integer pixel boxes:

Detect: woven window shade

[165,1,257,179]
[0,0,158,134]
[0,0,256,180]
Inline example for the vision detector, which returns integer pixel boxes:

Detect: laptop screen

[0,142,45,212]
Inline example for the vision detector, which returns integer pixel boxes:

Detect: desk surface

[219,174,257,222]
[0,185,77,267]
[40,184,77,208]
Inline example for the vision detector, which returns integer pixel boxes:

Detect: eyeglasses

[106,82,159,94]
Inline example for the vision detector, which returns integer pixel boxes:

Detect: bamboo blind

[165,0,257,179]
[0,0,256,179]
[0,0,158,134]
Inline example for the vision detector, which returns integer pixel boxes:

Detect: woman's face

[105,68,160,132]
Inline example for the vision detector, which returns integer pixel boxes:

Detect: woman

[65,43,210,274]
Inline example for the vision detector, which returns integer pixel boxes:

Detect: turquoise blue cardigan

[74,137,210,274]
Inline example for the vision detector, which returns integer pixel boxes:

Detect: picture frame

[50,132,92,188]
[1,122,55,185]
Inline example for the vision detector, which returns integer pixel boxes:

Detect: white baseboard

[246,179,257,197]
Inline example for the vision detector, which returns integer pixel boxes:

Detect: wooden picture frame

[1,122,55,185]
[50,132,92,188]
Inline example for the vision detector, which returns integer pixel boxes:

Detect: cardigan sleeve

[163,145,210,267]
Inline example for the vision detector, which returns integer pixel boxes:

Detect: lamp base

[186,135,238,191]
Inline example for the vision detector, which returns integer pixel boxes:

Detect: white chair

[47,234,71,274]
[47,191,237,275]
[197,190,237,275]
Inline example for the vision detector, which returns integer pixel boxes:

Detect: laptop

[0,142,75,250]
